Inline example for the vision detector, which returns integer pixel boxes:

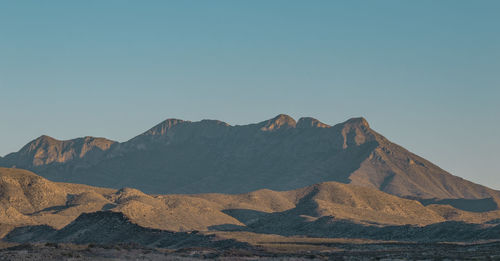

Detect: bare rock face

[258,114,297,131]
[0,136,115,168]
[142,119,186,136]
[1,115,499,204]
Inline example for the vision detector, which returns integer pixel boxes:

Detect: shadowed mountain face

[1,115,499,202]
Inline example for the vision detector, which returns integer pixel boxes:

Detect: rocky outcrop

[0,136,115,168]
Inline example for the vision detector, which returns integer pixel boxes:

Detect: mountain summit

[1,115,498,204]
[296,117,331,128]
[259,114,297,131]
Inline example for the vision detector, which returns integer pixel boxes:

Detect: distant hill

[1,167,499,237]
[1,115,499,203]
[7,211,500,245]
[3,211,251,250]
[1,167,500,244]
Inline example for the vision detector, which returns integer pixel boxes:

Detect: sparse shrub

[45,242,58,248]
[102,244,113,249]
[61,252,74,257]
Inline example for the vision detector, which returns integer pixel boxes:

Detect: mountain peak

[143,118,187,136]
[260,114,296,131]
[199,119,230,127]
[296,117,331,128]
[19,135,60,152]
[35,135,58,143]
[341,117,370,129]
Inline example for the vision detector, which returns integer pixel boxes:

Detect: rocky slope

[0,168,115,235]
[1,115,499,201]
[1,167,499,240]
[0,136,115,182]
[1,167,500,248]
[3,211,251,250]
[227,215,500,242]
[6,211,500,247]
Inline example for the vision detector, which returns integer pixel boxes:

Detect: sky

[0,1,499,189]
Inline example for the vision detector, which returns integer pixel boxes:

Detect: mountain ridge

[1,115,498,203]
[0,135,116,168]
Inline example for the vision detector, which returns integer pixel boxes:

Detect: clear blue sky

[1,1,499,188]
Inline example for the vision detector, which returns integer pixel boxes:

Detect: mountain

[1,115,499,203]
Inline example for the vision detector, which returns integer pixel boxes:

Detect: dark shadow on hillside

[101,203,117,211]
[29,206,68,215]
[221,209,271,226]
[4,211,253,250]
[28,194,79,215]
[417,197,498,212]
[209,207,500,242]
